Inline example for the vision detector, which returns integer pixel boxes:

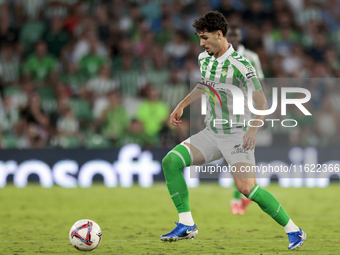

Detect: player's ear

[216,30,223,40]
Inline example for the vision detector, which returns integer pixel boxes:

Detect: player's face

[198,31,221,56]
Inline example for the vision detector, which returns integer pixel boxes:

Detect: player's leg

[162,142,205,224]
[232,163,307,250]
[160,142,204,242]
[218,132,306,250]
[161,130,222,242]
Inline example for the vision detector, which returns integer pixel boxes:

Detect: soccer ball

[69,219,102,251]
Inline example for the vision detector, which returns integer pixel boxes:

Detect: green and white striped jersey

[198,44,262,134]
[237,45,264,79]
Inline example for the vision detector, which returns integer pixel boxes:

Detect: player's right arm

[170,82,205,126]
[171,51,208,126]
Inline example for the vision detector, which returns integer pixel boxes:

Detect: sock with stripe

[162,144,194,226]
[247,184,297,232]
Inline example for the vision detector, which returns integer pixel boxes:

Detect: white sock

[284,219,299,233]
[179,212,195,226]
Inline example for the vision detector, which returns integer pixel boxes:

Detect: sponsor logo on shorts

[231,144,249,155]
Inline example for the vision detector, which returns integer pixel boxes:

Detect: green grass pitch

[0,183,339,254]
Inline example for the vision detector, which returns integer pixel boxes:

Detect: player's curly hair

[193,11,228,37]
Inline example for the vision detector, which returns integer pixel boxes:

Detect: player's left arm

[243,89,268,150]
[242,60,268,150]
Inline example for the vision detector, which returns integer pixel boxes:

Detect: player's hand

[243,129,256,150]
[170,107,183,126]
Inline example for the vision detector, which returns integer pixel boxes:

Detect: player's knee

[236,183,254,197]
[162,152,185,173]
[162,154,172,172]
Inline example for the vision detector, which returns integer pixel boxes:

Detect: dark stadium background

[0,0,339,188]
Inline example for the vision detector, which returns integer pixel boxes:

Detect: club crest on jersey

[202,65,207,71]
[221,68,227,77]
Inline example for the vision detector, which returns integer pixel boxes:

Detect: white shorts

[182,128,255,166]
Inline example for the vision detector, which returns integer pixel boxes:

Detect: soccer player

[160,11,307,250]
[227,25,264,215]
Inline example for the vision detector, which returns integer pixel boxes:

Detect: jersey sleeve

[229,53,262,92]
[242,64,262,91]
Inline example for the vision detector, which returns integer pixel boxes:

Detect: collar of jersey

[210,43,235,63]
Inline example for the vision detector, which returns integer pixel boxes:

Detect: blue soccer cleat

[287,228,307,250]
[160,222,198,242]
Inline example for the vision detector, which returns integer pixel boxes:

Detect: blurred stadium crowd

[0,0,340,149]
